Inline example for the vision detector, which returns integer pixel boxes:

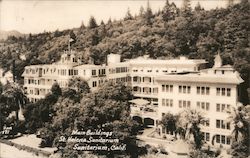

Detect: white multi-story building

[156,54,243,148]
[22,52,244,148]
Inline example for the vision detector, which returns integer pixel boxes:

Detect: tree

[181,0,192,17]
[0,82,3,93]
[80,21,86,30]
[177,109,205,149]
[51,82,62,97]
[194,2,203,12]
[68,77,90,94]
[139,6,145,17]
[23,83,62,133]
[144,1,153,25]
[162,0,176,22]
[227,0,235,7]
[2,83,27,124]
[161,113,177,135]
[226,103,250,157]
[124,8,133,21]
[88,16,98,29]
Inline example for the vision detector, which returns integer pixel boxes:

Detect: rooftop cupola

[213,53,222,68]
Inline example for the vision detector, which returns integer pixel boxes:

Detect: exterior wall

[22,54,207,102]
[157,79,238,148]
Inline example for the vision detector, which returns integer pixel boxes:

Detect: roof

[128,56,207,66]
[75,64,105,69]
[129,99,150,106]
[156,73,244,85]
[171,140,190,155]
[215,65,235,71]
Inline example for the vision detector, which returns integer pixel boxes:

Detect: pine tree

[69,30,76,44]
[162,0,175,22]
[227,0,234,7]
[144,0,153,25]
[100,20,105,26]
[181,0,192,17]
[88,16,98,29]
[80,21,86,30]
[194,2,203,12]
[124,7,133,20]
[139,6,145,17]
[107,17,112,25]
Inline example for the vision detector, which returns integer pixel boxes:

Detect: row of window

[162,85,173,92]
[161,85,232,97]
[132,69,176,73]
[216,104,230,113]
[216,135,231,145]
[92,69,106,76]
[162,100,230,114]
[216,88,231,97]
[178,100,191,108]
[197,102,210,111]
[133,77,153,83]
[162,99,173,107]
[133,87,158,94]
[178,85,191,94]
[197,86,210,95]
[216,120,230,130]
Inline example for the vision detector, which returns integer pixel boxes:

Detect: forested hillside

[0,0,249,103]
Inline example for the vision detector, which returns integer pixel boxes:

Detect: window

[162,85,165,92]
[92,70,96,76]
[222,88,226,96]
[162,99,166,106]
[92,81,97,87]
[226,137,231,145]
[202,132,210,141]
[216,88,220,96]
[216,135,220,143]
[227,88,231,96]
[187,86,191,93]
[197,86,210,95]
[73,70,78,75]
[201,119,210,127]
[205,133,210,141]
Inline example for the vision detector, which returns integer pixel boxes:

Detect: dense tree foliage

[38,81,140,157]
[227,103,250,157]
[23,83,61,133]
[161,113,177,135]
[176,109,205,149]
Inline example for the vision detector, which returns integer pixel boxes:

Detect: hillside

[0,1,249,103]
[0,30,23,40]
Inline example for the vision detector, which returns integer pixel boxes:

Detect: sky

[0,0,240,34]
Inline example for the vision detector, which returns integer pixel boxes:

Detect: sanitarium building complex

[22,50,243,148]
